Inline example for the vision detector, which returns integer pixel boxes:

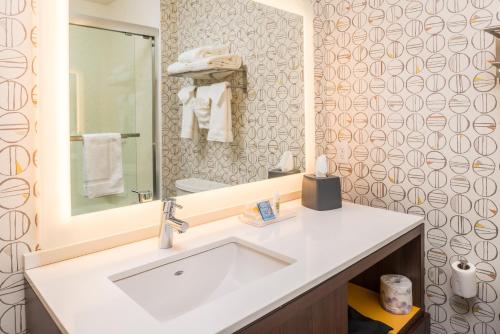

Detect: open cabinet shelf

[348,283,422,334]
[236,225,429,334]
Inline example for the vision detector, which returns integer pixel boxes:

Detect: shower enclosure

[69,24,156,215]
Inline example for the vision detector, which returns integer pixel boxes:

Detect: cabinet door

[237,284,348,334]
[26,282,62,334]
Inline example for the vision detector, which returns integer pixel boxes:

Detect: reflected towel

[167,55,242,75]
[82,133,124,198]
[179,46,230,62]
[179,86,197,139]
[194,86,212,129]
[208,82,233,143]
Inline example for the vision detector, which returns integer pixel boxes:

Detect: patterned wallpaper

[0,0,37,333]
[2,1,500,333]
[313,0,500,332]
[161,0,305,196]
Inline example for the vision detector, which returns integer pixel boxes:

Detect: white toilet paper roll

[451,261,476,299]
[380,275,413,315]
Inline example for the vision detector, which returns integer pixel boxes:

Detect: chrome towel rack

[70,133,141,142]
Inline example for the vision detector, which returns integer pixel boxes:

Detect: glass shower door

[69,25,154,216]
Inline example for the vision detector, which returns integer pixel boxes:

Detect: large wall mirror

[68,0,306,215]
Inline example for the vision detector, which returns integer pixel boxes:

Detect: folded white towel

[168,62,191,75]
[167,55,243,75]
[82,133,124,199]
[179,86,197,139]
[194,86,212,129]
[208,82,233,143]
[179,46,230,63]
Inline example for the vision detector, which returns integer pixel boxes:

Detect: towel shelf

[168,67,246,80]
[70,133,141,142]
[169,66,248,93]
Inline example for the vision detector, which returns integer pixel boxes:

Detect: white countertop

[25,201,423,334]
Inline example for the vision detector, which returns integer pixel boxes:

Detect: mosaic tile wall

[161,0,305,196]
[312,0,500,332]
[0,0,37,333]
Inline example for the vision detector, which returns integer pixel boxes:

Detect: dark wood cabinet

[237,225,428,334]
[25,280,63,334]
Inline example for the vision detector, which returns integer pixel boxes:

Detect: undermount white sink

[110,239,295,321]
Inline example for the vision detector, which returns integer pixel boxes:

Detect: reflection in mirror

[69,0,159,216]
[69,0,305,215]
[163,0,305,197]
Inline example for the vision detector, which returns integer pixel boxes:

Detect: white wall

[70,0,160,28]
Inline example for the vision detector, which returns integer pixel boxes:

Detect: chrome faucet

[159,198,189,249]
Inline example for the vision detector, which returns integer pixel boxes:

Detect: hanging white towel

[208,82,233,143]
[194,86,212,129]
[82,133,124,199]
[179,46,230,63]
[179,86,197,139]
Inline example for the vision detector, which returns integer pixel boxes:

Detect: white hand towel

[179,46,230,63]
[82,133,124,199]
[194,86,212,129]
[179,86,197,139]
[208,82,233,143]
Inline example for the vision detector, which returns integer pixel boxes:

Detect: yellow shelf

[348,283,420,334]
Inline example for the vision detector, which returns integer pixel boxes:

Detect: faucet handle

[165,197,183,209]
[163,198,183,217]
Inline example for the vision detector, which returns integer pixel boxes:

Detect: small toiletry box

[302,174,342,211]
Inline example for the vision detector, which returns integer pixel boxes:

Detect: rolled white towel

[167,62,192,75]
[167,55,243,76]
[179,46,230,63]
[189,55,242,71]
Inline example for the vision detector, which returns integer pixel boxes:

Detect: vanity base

[26,225,427,334]
[25,280,62,334]
[237,225,428,334]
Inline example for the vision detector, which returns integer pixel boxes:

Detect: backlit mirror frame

[36,0,314,250]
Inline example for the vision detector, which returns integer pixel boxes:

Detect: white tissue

[451,261,477,298]
[315,155,328,177]
[276,151,294,172]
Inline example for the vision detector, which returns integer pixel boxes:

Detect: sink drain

[174,270,184,276]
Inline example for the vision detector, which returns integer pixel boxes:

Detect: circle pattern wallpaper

[162,0,305,196]
[313,0,500,332]
[0,0,37,333]
[6,0,500,333]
